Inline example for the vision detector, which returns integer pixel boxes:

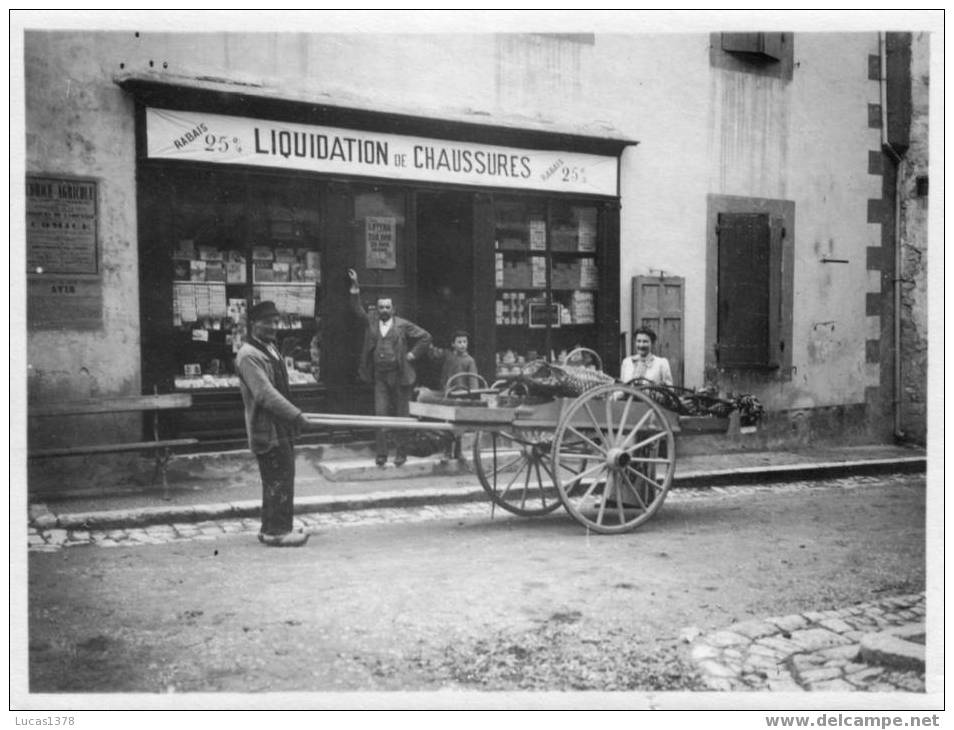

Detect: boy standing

[430,330,479,460]
[437,330,479,392]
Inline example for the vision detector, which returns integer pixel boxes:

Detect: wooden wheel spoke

[611,472,627,525]
[582,401,610,448]
[555,451,598,461]
[620,469,650,510]
[561,458,589,477]
[604,396,615,446]
[566,426,605,456]
[620,409,654,449]
[615,393,635,448]
[539,457,559,485]
[564,462,607,500]
[520,456,532,510]
[595,472,610,525]
[629,466,664,494]
[533,459,548,507]
[625,429,668,454]
[544,454,583,487]
[560,459,606,485]
[486,452,526,478]
[496,455,530,501]
[626,455,672,464]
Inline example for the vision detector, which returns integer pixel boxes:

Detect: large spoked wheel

[472,428,567,517]
[552,383,676,534]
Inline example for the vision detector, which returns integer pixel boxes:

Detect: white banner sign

[146,108,618,196]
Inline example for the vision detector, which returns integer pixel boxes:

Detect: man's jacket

[235,339,302,454]
[350,293,432,386]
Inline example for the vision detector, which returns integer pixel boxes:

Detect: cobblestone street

[691,593,926,693]
[28,474,913,552]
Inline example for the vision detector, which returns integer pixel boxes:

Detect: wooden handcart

[304,353,738,535]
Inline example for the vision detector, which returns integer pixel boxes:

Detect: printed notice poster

[366,216,396,270]
[28,276,103,330]
[529,217,547,251]
[27,176,98,275]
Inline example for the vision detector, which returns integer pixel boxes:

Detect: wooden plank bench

[28,390,197,499]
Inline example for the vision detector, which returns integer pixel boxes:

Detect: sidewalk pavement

[27,442,926,532]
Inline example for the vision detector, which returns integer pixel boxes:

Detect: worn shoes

[258,530,309,547]
[374,453,406,467]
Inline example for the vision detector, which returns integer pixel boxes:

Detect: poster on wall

[28,276,103,330]
[26,176,98,275]
[365,216,397,270]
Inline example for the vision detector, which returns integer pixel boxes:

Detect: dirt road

[27,474,925,694]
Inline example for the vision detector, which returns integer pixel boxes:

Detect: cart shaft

[303,413,459,432]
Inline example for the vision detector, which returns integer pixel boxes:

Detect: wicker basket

[517,359,614,399]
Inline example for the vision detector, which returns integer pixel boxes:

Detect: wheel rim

[552,383,676,534]
[473,428,565,516]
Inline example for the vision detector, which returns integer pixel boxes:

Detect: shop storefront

[123,79,630,443]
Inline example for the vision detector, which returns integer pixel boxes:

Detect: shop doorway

[415,191,475,389]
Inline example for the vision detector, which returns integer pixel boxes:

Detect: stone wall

[897,32,930,445]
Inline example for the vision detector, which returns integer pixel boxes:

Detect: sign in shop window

[365,216,397,270]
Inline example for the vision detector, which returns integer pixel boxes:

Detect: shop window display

[493,196,601,377]
[166,171,322,390]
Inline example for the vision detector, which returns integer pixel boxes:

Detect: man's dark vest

[373,325,400,373]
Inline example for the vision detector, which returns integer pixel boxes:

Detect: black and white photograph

[10,9,943,720]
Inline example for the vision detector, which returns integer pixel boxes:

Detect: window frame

[705,194,794,378]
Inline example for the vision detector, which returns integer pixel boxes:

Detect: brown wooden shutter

[716,213,771,367]
[632,275,684,386]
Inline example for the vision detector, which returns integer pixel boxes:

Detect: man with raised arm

[347,268,432,467]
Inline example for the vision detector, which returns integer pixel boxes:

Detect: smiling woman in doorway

[620,327,673,386]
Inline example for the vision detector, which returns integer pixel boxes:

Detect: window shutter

[632,275,684,386]
[768,216,785,367]
[760,33,785,62]
[721,32,764,54]
[721,32,785,61]
[716,213,771,367]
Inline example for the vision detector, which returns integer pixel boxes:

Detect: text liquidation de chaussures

[252,126,532,179]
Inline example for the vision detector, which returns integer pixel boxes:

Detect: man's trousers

[373,372,413,458]
[256,437,296,536]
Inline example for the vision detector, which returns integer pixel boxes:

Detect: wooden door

[632,275,685,386]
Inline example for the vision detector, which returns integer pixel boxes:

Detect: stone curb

[32,456,925,531]
[40,487,491,531]
[676,456,925,486]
